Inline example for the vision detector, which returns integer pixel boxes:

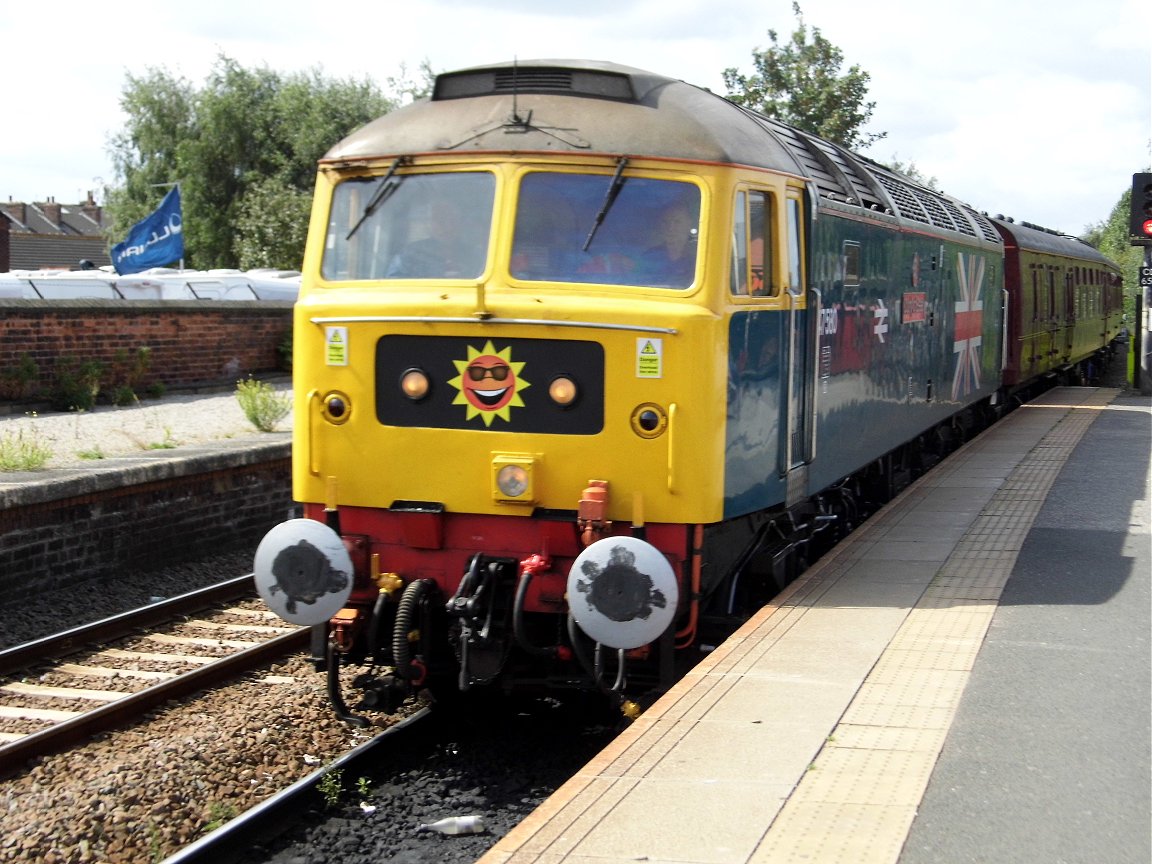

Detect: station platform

[480,386,1151,864]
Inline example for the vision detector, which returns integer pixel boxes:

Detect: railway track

[0,574,307,777]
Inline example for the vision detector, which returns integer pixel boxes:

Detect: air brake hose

[325,637,369,727]
[513,556,560,658]
[393,579,432,683]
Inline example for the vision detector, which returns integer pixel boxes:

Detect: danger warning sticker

[637,337,662,378]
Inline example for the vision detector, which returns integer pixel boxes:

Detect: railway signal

[1130,172,1152,244]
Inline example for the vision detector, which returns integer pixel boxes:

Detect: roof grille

[962,206,1002,243]
[876,174,930,224]
[434,67,635,102]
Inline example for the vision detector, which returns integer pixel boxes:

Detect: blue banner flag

[111,187,184,274]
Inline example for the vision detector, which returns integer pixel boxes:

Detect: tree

[105,69,196,240]
[233,176,312,270]
[1084,182,1148,325]
[884,155,939,191]
[723,2,885,151]
[106,55,396,270]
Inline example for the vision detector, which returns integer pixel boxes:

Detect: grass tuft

[0,429,53,471]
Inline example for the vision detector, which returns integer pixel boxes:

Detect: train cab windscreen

[323,172,496,281]
[512,173,700,289]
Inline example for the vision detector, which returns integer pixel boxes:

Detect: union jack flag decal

[952,253,985,401]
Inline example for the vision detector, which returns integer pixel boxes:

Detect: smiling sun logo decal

[448,340,531,426]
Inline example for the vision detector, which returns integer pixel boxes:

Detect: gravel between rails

[1,651,383,864]
[0,547,372,864]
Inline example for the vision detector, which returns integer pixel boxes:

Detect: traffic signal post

[1132,173,1152,394]
[1139,248,1151,395]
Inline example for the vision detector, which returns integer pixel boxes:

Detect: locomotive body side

[796,202,1002,506]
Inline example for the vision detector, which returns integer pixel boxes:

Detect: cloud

[0,0,1146,236]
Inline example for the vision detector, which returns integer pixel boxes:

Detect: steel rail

[0,597,307,778]
[0,574,256,676]
[0,627,307,776]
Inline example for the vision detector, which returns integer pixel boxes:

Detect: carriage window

[730,189,774,296]
[323,172,495,281]
[511,173,700,289]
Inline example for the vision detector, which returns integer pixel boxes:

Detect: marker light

[322,391,351,424]
[548,375,579,407]
[629,403,667,438]
[400,368,431,401]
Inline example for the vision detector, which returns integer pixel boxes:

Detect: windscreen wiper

[582,156,629,251]
[345,156,408,241]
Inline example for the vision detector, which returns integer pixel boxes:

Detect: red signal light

[1144,218,1152,237]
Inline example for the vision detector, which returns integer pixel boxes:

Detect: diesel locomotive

[253,59,1124,724]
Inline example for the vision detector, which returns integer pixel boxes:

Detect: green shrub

[110,385,138,407]
[107,346,152,404]
[277,329,293,372]
[50,358,103,412]
[235,378,292,432]
[0,353,39,401]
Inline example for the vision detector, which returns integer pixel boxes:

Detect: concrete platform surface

[479,387,1151,864]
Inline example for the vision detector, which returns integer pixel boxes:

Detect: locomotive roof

[325,59,1000,245]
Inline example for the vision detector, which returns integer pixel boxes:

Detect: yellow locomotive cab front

[291,156,733,528]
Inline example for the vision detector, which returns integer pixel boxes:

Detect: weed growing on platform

[146,428,178,450]
[235,378,291,432]
[0,429,53,470]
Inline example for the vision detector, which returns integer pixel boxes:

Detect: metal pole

[1141,247,1152,395]
[1135,294,1144,393]
[150,181,184,270]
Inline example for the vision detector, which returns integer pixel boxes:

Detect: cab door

[782,190,813,506]
[723,184,814,516]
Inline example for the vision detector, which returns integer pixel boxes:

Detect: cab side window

[786,196,804,294]
[730,189,775,296]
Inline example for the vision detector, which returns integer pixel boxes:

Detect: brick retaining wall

[0,439,292,600]
[0,299,293,402]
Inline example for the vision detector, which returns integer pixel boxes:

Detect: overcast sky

[2,0,1148,235]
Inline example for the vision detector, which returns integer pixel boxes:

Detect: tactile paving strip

[480,389,1118,864]
[749,388,1116,864]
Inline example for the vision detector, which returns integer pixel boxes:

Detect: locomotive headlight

[630,403,668,438]
[492,454,536,504]
[548,375,579,408]
[322,391,352,424]
[400,367,431,401]
[498,465,528,497]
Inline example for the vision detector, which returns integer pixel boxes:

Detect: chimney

[2,199,27,226]
[81,190,102,225]
[42,196,62,225]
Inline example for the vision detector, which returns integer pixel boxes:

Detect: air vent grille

[434,68,635,102]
